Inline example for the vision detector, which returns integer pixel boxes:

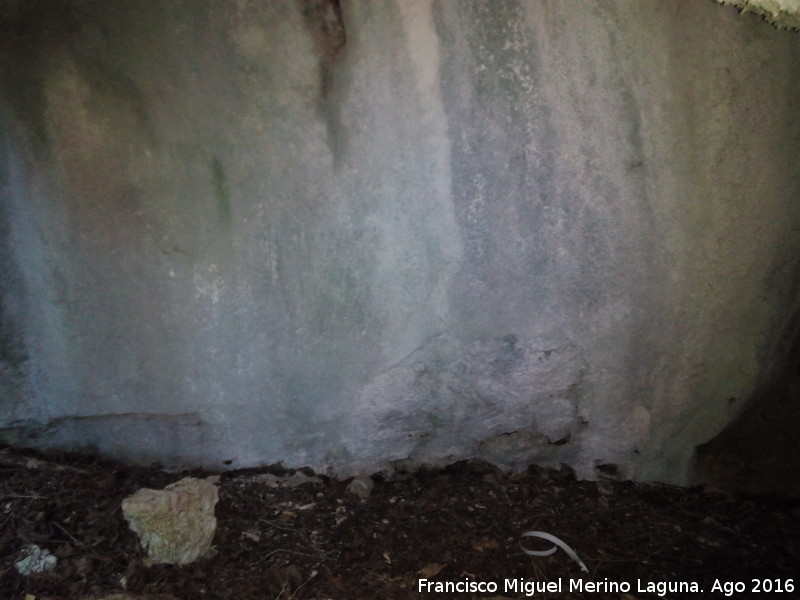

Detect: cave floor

[1,446,798,600]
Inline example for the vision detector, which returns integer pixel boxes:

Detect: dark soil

[1,445,798,600]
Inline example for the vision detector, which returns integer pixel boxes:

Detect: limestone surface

[121,477,218,566]
[2,0,800,486]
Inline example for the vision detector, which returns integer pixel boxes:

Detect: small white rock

[347,476,375,499]
[15,544,57,575]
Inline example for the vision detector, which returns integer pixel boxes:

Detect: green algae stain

[211,156,231,225]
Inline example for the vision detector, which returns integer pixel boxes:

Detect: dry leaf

[417,562,445,577]
[473,537,500,552]
[242,530,261,542]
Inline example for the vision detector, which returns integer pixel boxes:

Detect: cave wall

[1,0,799,483]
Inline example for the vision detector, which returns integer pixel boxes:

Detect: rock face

[1,1,800,486]
[121,478,219,566]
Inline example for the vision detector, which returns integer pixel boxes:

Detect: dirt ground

[1,445,798,600]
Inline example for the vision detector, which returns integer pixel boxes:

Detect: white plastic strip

[520,531,589,573]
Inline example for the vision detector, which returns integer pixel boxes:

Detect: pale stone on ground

[121,477,218,566]
[347,476,375,499]
[15,544,56,575]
